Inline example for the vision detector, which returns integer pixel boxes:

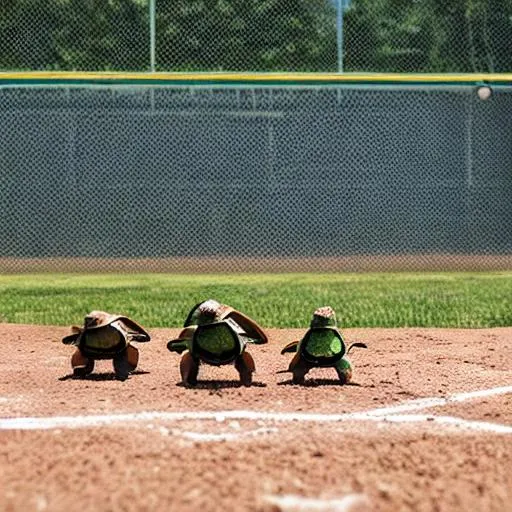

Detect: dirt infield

[2,254,512,273]
[0,324,511,512]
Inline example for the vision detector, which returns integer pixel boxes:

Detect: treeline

[344,0,512,72]
[0,0,510,72]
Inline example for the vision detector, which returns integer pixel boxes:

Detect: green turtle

[62,311,150,381]
[280,306,367,384]
[167,299,268,386]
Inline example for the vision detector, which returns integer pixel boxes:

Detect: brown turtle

[62,311,150,380]
[167,299,267,386]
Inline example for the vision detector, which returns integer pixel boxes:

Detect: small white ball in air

[477,86,492,100]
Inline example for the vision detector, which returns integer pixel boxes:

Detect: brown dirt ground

[0,324,511,512]
[2,254,512,273]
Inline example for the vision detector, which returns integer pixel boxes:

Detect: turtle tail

[280,340,299,355]
[346,342,368,354]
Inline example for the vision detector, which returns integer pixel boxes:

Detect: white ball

[477,86,492,101]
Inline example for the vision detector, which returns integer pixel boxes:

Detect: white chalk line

[146,423,279,442]
[364,385,512,417]
[0,385,511,435]
[180,427,279,442]
[263,493,372,512]
[366,414,512,434]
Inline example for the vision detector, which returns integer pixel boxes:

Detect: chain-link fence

[1,0,511,73]
[1,1,512,272]
[1,80,511,272]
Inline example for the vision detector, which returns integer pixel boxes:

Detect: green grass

[0,272,511,328]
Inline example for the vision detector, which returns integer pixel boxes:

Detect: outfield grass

[0,272,511,328]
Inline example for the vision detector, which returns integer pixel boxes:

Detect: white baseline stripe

[264,493,372,512]
[450,386,512,402]
[179,427,279,442]
[0,385,511,432]
[369,414,512,434]
[363,385,512,417]
[0,410,510,434]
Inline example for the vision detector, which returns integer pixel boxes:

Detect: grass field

[0,271,511,328]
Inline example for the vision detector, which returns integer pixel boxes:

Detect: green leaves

[1,0,510,72]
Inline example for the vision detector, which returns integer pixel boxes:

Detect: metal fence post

[336,0,344,72]
[337,0,351,73]
[150,0,156,71]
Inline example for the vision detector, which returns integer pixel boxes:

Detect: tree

[345,0,437,72]
[425,0,512,72]
[0,0,61,70]
[156,0,337,71]
[0,0,148,71]
[0,0,510,72]
[54,0,148,71]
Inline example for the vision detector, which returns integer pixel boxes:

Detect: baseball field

[0,271,511,511]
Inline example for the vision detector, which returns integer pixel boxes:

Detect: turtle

[280,306,367,385]
[62,310,151,381]
[167,299,268,386]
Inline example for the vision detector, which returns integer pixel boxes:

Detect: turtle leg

[334,357,353,385]
[113,349,136,381]
[234,351,255,387]
[71,348,94,378]
[180,351,200,387]
[289,353,311,385]
[126,345,139,370]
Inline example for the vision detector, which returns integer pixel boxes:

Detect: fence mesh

[1,1,512,272]
[1,1,512,73]
[1,80,511,272]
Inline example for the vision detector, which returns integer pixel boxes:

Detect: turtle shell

[191,320,245,365]
[299,327,346,367]
[79,321,128,359]
[182,300,267,345]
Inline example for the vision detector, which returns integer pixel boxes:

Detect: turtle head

[84,310,111,329]
[185,299,222,326]
[310,306,337,328]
